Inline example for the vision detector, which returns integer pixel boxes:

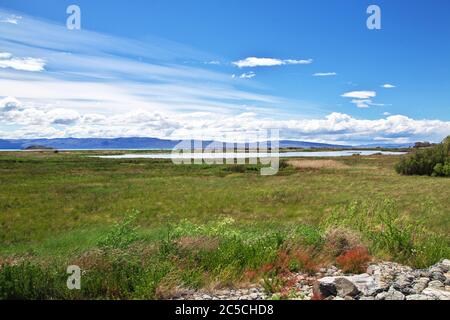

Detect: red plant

[260,263,275,274]
[243,269,258,280]
[335,246,371,274]
[293,250,320,275]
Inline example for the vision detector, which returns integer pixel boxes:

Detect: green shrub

[396,136,450,176]
[433,161,450,177]
[98,210,140,249]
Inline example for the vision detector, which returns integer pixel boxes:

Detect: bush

[396,136,450,176]
[433,161,450,177]
[336,247,371,274]
[324,227,363,257]
[98,210,140,249]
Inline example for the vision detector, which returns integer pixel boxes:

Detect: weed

[336,247,371,274]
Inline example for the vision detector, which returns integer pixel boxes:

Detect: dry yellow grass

[287,159,349,169]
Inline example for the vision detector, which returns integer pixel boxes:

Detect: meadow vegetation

[0,151,448,299]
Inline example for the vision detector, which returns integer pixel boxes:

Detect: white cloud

[341,91,376,99]
[351,99,372,108]
[239,72,256,79]
[47,108,80,125]
[313,72,337,77]
[342,91,381,108]
[382,84,396,88]
[0,15,22,24]
[0,96,22,111]
[0,52,45,72]
[0,53,12,59]
[204,60,221,65]
[1,97,450,144]
[232,57,312,68]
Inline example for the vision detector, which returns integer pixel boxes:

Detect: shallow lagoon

[94,150,407,159]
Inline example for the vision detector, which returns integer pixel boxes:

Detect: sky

[0,0,449,144]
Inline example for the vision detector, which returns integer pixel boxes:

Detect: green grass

[0,151,449,299]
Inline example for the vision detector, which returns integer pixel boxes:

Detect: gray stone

[411,277,429,294]
[406,294,434,300]
[376,291,388,300]
[359,296,375,300]
[314,276,361,298]
[334,278,360,297]
[422,288,450,300]
[377,287,405,300]
[418,270,431,278]
[394,274,412,291]
[431,272,446,282]
[314,277,338,298]
[439,259,450,273]
[427,280,444,289]
[347,273,386,296]
[385,289,405,300]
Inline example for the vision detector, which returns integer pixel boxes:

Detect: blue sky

[0,0,449,144]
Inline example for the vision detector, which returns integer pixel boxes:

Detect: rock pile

[313,260,450,300]
[172,259,450,300]
[172,286,268,300]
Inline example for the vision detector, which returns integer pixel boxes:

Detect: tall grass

[323,199,449,268]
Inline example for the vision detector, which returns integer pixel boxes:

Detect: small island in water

[23,145,56,151]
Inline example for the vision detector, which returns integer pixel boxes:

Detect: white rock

[422,288,450,300]
[249,293,259,300]
[439,259,450,273]
[344,274,379,296]
[377,288,405,300]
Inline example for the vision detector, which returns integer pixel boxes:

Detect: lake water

[94,150,407,159]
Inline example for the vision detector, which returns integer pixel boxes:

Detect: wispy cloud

[233,57,312,68]
[239,72,256,79]
[381,83,396,88]
[341,91,376,99]
[313,72,337,77]
[0,8,285,118]
[0,52,45,72]
[0,14,21,24]
[350,99,371,108]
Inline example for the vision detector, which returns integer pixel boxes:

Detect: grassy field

[0,151,449,299]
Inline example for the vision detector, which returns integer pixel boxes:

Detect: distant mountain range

[0,138,413,150]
